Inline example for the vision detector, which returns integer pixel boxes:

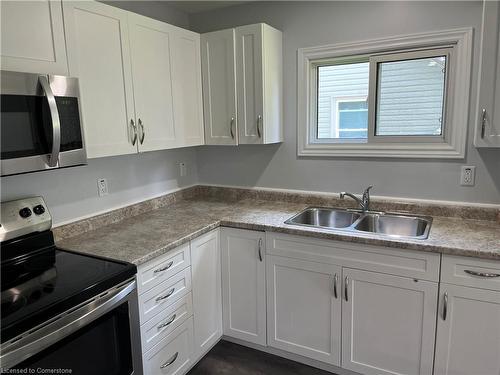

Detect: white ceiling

[165,1,250,14]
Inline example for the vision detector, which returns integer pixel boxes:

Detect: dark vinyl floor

[187,340,334,375]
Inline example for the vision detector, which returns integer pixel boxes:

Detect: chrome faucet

[340,185,373,212]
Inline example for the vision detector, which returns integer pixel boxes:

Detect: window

[298,29,472,158]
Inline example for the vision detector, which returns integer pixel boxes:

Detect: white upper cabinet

[201,23,283,145]
[63,1,204,158]
[171,29,205,148]
[434,284,500,375]
[201,29,238,145]
[475,0,500,147]
[342,268,438,375]
[128,13,177,152]
[63,1,137,158]
[220,228,267,346]
[1,0,68,75]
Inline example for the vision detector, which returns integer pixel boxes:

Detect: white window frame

[297,28,473,158]
[330,96,368,138]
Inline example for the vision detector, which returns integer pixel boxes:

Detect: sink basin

[354,213,431,239]
[284,208,361,229]
[285,207,432,240]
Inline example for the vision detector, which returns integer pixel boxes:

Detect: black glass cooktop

[1,231,136,343]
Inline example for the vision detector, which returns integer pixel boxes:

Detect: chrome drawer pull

[154,261,174,274]
[258,238,263,262]
[257,115,262,138]
[464,269,500,278]
[130,119,137,146]
[156,288,175,302]
[230,117,235,139]
[138,118,145,144]
[160,352,178,369]
[157,314,176,330]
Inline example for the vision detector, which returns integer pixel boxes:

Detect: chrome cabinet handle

[443,292,448,320]
[464,269,500,278]
[154,261,174,274]
[160,352,178,369]
[257,115,262,138]
[332,274,338,299]
[344,276,349,301]
[138,118,145,144]
[258,238,263,262]
[130,119,137,146]
[230,117,235,139]
[481,109,487,138]
[157,313,176,330]
[38,76,61,167]
[156,288,175,302]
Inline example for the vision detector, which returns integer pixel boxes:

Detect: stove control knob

[33,205,45,215]
[19,207,32,218]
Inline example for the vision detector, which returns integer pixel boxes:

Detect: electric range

[0,197,143,374]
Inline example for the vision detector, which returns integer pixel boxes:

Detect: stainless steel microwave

[1,71,87,176]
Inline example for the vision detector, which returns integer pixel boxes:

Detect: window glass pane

[317,62,369,139]
[376,56,446,136]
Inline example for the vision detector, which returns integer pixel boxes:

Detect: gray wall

[1,1,197,225]
[190,1,500,204]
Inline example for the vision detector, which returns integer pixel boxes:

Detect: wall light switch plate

[97,178,108,197]
[179,162,187,177]
[460,166,476,186]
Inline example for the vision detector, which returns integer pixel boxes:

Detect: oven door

[0,71,87,177]
[0,280,142,375]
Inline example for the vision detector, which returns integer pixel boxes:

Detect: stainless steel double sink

[285,207,432,240]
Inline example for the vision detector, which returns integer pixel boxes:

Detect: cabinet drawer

[143,317,194,375]
[137,244,191,295]
[441,255,500,291]
[266,232,440,281]
[139,267,192,324]
[141,293,193,353]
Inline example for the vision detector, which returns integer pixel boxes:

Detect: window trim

[297,28,473,158]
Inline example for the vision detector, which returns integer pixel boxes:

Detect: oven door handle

[38,75,61,167]
[0,279,136,369]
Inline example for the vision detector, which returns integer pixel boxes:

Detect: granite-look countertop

[57,198,500,265]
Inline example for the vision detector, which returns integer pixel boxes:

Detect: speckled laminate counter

[57,197,500,265]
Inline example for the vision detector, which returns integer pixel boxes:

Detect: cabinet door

[128,13,177,152]
[267,255,341,365]
[190,230,222,358]
[1,0,68,75]
[220,228,266,345]
[434,284,500,375]
[475,0,500,147]
[342,268,438,375]
[236,24,264,144]
[63,1,137,158]
[171,30,205,147]
[201,29,238,145]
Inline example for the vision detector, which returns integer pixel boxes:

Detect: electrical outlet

[460,166,476,186]
[179,162,187,177]
[97,178,108,197]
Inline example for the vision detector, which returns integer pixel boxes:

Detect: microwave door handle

[38,76,61,167]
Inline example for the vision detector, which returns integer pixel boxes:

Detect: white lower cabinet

[220,228,267,345]
[143,317,195,375]
[266,255,341,365]
[434,283,500,375]
[342,268,438,375]
[190,230,223,358]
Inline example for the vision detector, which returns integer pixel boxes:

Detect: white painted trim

[53,183,198,227]
[199,183,500,209]
[297,28,473,158]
